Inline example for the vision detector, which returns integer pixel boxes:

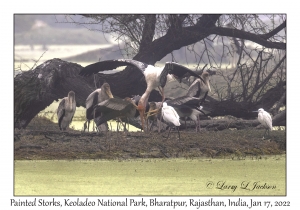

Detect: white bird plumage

[161,102,181,139]
[57,91,76,131]
[254,108,272,139]
[162,102,181,126]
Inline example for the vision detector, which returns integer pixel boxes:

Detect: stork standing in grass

[57,91,76,131]
[253,108,272,139]
[84,82,114,132]
[79,59,204,131]
[161,102,181,139]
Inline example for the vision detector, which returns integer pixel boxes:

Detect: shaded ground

[14,117,286,160]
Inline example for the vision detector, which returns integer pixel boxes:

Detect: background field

[14,156,286,196]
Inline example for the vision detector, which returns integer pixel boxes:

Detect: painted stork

[166,96,208,131]
[84,82,114,132]
[93,97,139,130]
[168,103,205,132]
[79,59,204,131]
[187,70,213,105]
[57,91,76,131]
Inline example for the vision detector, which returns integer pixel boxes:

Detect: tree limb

[139,15,156,53]
[260,20,286,40]
[206,27,286,50]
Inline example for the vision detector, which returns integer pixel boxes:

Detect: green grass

[14,155,285,196]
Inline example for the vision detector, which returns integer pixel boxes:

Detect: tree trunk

[14,58,161,129]
[14,59,93,129]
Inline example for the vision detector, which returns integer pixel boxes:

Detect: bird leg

[157,117,161,133]
[198,115,201,132]
[128,99,147,132]
[166,126,172,139]
[262,129,270,139]
[116,120,119,132]
[117,118,128,135]
[83,121,87,132]
[93,109,96,132]
[159,112,164,133]
[146,108,162,132]
[149,120,154,131]
[127,118,130,132]
[177,126,180,140]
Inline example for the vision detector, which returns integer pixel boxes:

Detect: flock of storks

[56,59,273,139]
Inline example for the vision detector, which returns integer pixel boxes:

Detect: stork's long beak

[199,110,206,115]
[172,75,180,82]
[128,98,138,108]
[252,111,258,112]
[106,89,114,98]
[207,79,211,92]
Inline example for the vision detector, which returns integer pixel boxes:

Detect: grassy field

[14,155,285,196]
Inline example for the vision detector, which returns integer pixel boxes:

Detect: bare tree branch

[206,27,285,50]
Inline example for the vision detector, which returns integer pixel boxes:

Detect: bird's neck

[140,90,151,107]
[68,96,75,107]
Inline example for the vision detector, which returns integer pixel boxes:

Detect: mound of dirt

[14,128,286,160]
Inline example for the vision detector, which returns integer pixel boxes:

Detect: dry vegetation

[14,116,286,160]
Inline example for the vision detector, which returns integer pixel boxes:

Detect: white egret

[161,102,181,139]
[253,108,272,139]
